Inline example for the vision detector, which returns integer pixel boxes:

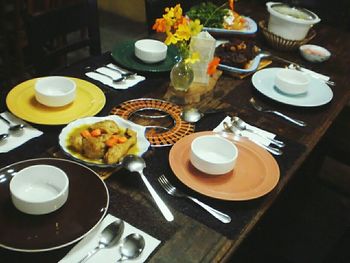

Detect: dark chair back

[26,0,101,76]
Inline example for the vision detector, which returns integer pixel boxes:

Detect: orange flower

[152,18,167,32]
[207,57,221,75]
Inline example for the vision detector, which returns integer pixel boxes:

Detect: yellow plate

[6,77,106,125]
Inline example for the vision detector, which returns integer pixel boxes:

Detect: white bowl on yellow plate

[10,165,69,215]
[35,76,76,107]
[6,78,105,125]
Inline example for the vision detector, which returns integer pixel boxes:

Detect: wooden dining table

[1,1,350,262]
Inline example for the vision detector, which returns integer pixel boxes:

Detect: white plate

[203,17,257,35]
[252,67,333,107]
[59,115,150,167]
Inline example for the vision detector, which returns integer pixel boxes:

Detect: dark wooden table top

[1,1,350,262]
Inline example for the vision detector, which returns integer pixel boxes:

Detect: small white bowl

[134,39,167,64]
[275,68,310,95]
[10,165,69,215]
[299,44,331,63]
[35,76,76,107]
[190,135,238,175]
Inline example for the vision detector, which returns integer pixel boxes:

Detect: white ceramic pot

[266,2,320,40]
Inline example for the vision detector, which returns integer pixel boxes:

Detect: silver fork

[249,98,307,127]
[105,64,137,78]
[158,175,231,224]
[93,70,125,82]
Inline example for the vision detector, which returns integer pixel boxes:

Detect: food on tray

[186,2,247,30]
[215,38,260,68]
[67,120,138,164]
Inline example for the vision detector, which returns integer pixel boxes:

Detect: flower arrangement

[153,4,220,75]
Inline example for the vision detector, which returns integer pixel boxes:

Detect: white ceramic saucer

[252,67,333,107]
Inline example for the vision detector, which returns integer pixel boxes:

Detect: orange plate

[169,131,280,201]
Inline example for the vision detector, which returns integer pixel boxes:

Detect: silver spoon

[249,97,307,127]
[116,233,145,262]
[223,122,283,155]
[181,107,233,123]
[231,116,285,148]
[0,115,25,133]
[78,219,125,263]
[121,155,174,222]
[0,133,9,142]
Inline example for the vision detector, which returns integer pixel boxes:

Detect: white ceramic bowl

[190,135,238,175]
[134,39,167,64]
[35,76,76,107]
[10,165,69,215]
[275,68,310,95]
[299,44,331,63]
[266,2,320,40]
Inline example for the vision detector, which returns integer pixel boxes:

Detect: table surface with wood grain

[1,1,350,262]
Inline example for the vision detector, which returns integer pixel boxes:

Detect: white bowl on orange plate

[134,39,168,64]
[299,44,331,63]
[10,164,69,215]
[35,76,76,107]
[275,68,310,95]
[190,135,238,175]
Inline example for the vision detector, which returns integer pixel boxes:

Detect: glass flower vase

[170,59,194,92]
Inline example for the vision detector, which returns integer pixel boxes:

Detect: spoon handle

[139,171,174,222]
[0,115,11,125]
[245,128,285,148]
[188,196,231,223]
[270,110,307,127]
[77,246,100,263]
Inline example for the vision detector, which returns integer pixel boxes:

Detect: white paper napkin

[213,116,276,146]
[60,214,160,263]
[288,64,330,82]
[85,63,145,90]
[0,112,43,153]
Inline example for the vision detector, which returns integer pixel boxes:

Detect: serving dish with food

[59,116,150,167]
[215,38,267,73]
[186,2,257,35]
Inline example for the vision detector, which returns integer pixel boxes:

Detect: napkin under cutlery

[288,64,330,82]
[213,116,276,146]
[85,63,145,90]
[60,214,160,263]
[0,112,43,153]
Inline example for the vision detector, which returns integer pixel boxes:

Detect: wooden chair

[25,0,101,76]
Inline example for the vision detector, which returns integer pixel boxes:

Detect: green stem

[203,2,228,27]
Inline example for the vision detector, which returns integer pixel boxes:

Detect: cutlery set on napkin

[0,112,43,153]
[60,214,160,263]
[85,63,145,90]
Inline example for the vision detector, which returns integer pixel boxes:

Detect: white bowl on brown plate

[10,164,69,215]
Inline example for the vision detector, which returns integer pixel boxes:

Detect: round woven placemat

[259,20,316,51]
[110,98,195,147]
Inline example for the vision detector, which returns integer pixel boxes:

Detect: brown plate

[169,131,280,200]
[110,98,195,147]
[0,158,109,252]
